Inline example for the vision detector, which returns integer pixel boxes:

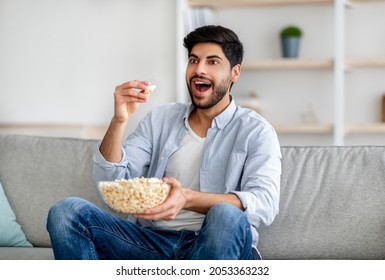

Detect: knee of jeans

[206,203,248,228]
[47,197,88,229]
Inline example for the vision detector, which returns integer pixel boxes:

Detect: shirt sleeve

[92,114,154,184]
[92,143,130,183]
[231,124,282,228]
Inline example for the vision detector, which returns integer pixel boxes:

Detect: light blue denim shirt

[93,98,282,248]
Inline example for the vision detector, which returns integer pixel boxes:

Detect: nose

[194,61,207,76]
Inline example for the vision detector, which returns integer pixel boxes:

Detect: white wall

[0,0,177,136]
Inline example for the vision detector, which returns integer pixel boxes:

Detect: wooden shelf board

[0,123,107,139]
[350,0,385,3]
[274,123,385,134]
[345,123,385,134]
[242,58,385,70]
[242,59,334,70]
[188,0,385,8]
[274,123,333,134]
[345,58,385,68]
[188,0,333,8]
[0,123,84,129]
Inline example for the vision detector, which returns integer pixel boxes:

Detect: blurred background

[1,0,385,146]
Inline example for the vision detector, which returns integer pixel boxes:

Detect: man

[47,25,281,260]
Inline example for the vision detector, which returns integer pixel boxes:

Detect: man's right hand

[113,80,154,123]
[100,80,154,163]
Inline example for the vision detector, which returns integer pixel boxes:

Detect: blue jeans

[46,197,258,260]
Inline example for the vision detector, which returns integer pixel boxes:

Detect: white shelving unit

[178,0,385,145]
[334,0,345,145]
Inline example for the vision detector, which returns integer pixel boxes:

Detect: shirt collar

[212,97,236,130]
[182,96,236,130]
[183,104,195,129]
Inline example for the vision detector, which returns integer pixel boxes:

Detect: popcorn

[143,84,156,95]
[98,177,169,213]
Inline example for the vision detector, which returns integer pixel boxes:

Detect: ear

[231,64,241,83]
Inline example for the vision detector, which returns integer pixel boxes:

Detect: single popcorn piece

[143,84,156,95]
[98,177,169,213]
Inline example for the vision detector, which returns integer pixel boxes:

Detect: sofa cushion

[0,181,32,247]
[0,134,114,247]
[258,146,385,260]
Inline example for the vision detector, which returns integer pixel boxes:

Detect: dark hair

[183,25,244,68]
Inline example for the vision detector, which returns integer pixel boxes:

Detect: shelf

[0,123,107,139]
[345,123,385,134]
[273,123,333,134]
[188,0,333,8]
[274,123,385,134]
[242,58,385,70]
[350,0,385,3]
[188,0,385,8]
[345,58,385,69]
[242,59,333,70]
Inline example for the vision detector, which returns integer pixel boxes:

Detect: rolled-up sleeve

[231,124,281,228]
[92,144,131,183]
[92,113,154,184]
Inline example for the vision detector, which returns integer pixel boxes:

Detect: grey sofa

[0,134,384,260]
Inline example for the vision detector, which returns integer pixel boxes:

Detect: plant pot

[281,36,300,58]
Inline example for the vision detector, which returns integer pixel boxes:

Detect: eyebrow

[189,53,224,60]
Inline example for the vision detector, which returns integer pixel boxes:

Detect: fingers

[162,177,179,186]
[115,80,151,94]
[116,80,150,92]
[134,203,177,221]
[114,80,156,103]
[112,80,155,122]
[114,90,149,103]
[134,177,185,221]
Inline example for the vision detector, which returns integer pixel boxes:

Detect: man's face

[185,43,240,110]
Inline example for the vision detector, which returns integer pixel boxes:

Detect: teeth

[195,81,210,85]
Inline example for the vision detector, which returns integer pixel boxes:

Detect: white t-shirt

[154,122,206,231]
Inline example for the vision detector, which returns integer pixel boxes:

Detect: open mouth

[193,79,212,94]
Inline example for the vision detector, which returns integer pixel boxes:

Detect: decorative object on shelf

[280,25,303,58]
[301,104,318,124]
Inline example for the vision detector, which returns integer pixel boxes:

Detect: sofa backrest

[2,135,385,259]
[0,134,111,247]
[258,146,385,259]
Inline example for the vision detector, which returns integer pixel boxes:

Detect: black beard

[187,77,231,109]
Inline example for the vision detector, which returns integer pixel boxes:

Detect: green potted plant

[280,25,303,58]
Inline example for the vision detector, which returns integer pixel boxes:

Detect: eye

[189,58,198,64]
[209,60,219,65]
